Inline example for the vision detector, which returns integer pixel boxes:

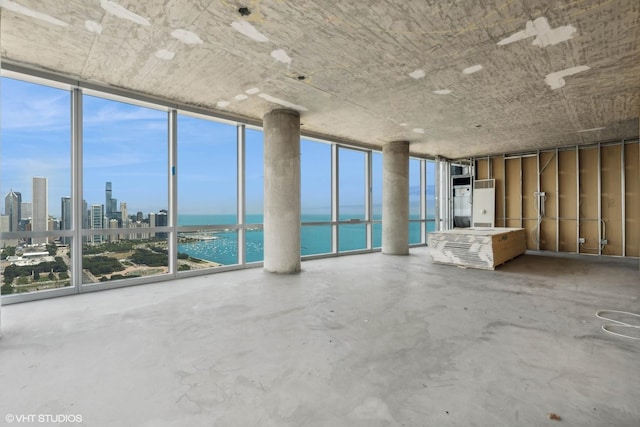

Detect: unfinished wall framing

[473,140,639,258]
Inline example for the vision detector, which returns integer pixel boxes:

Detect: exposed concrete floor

[1,248,639,427]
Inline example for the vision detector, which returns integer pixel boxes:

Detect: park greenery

[2,239,206,295]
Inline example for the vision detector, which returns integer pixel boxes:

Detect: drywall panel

[539,151,557,251]
[625,142,639,257]
[558,149,577,252]
[505,158,521,228]
[522,156,538,249]
[579,147,599,254]
[600,144,623,256]
[492,156,506,227]
[476,158,489,180]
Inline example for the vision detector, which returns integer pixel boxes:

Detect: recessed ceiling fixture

[238,7,251,16]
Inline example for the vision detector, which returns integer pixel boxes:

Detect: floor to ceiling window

[409,157,422,244]
[82,94,169,286]
[426,160,437,232]
[0,77,72,296]
[1,69,432,304]
[244,128,264,263]
[338,147,367,252]
[301,138,332,256]
[177,114,238,270]
[371,152,383,248]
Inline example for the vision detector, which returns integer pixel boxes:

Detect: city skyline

[1,76,433,224]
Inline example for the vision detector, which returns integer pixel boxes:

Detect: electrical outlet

[600,239,608,245]
[578,237,586,244]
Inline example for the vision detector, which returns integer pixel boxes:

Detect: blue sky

[1,76,434,220]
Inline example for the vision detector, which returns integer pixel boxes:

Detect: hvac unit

[473,179,495,227]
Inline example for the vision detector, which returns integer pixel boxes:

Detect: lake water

[177,214,435,265]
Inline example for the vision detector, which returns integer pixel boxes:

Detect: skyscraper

[91,204,104,244]
[105,182,118,221]
[120,202,129,240]
[32,177,48,244]
[20,202,32,231]
[120,202,128,228]
[4,190,22,232]
[156,209,168,238]
[61,196,72,244]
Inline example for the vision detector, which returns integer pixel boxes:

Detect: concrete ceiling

[1,0,638,158]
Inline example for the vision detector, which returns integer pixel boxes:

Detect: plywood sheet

[558,149,577,252]
[522,156,538,249]
[600,145,622,256]
[579,147,599,254]
[492,156,506,227]
[505,158,521,228]
[539,151,557,251]
[625,142,639,257]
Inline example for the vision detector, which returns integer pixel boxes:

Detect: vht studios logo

[5,414,83,423]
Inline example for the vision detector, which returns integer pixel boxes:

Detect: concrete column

[263,109,301,273]
[382,141,409,255]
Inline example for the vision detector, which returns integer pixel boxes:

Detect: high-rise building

[90,204,104,244]
[156,209,168,238]
[83,200,89,243]
[21,202,32,220]
[105,182,118,221]
[32,177,48,245]
[0,215,9,232]
[109,218,119,242]
[148,213,156,238]
[119,202,129,240]
[120,202,128,227]
[61,196,72,244]
[5,190,22,232]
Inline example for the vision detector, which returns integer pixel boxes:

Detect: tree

[33,270,40,280]
[46,243,58,256]
[1,283,14,295]
[48,272,55,280]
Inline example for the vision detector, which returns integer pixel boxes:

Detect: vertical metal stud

[621,141,626,257]
[555,147,559,252]
[576,145,580,254]
[537,150,541,250]
[502,154,506,227]
[597,143,602,255]
[519,156,523,229]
